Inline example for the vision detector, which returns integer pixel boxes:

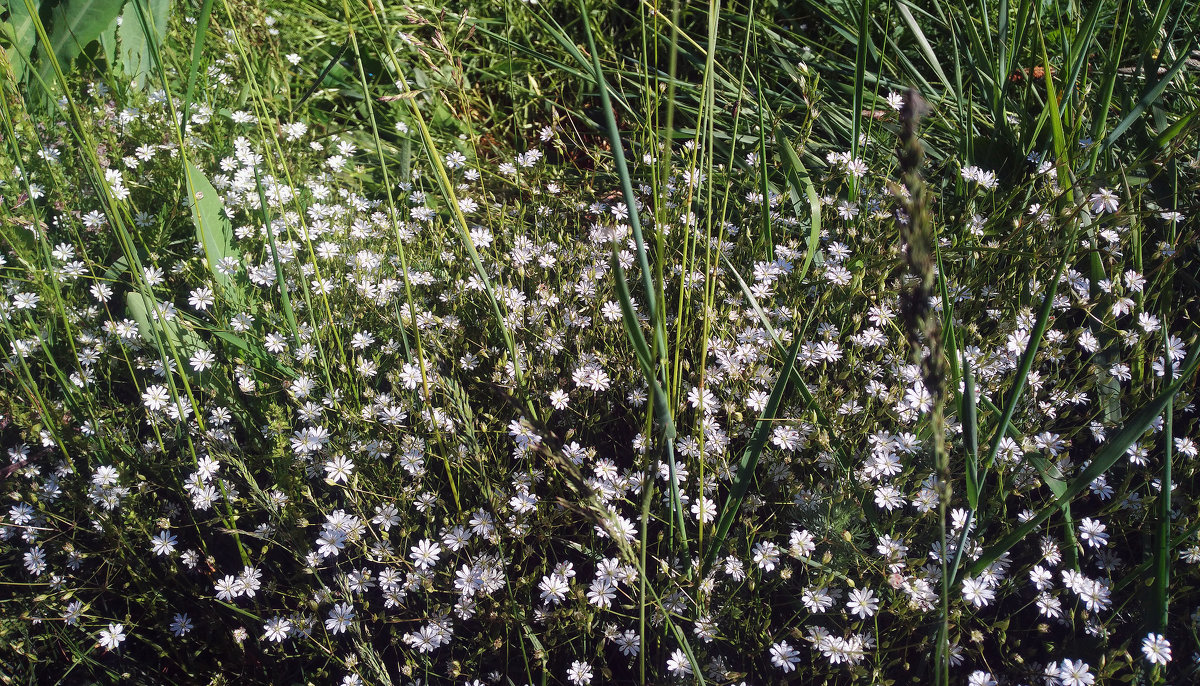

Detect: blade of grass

[702,334,803,575]
[182,0,215,130]
[962,344,1200,580]
[1101,37,1197,151]
[1153,328,1175,632]
[291,37,350,114]
[850,0,871,192]
[962,357,979,509]
[774,123,821,282]
[251,164,300,348]
[720,253,853,472]
[581,1,689,556]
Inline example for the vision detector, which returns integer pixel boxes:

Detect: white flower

[1089,188,1119,214]
[752,541,781,571]
[189,349,217,372]
[1141,633,1171,665]
[263,617,292,642]
[324,455,355,484]
[845,588,879,618]
[1078,517,1109,548]
[961,576,995,608]
[586,579,615,608]
[566,660,593,685]
[1058,659,1094,686]
[968,670,997,686]
[410,539,442,570]
[325,602,354,634]
[150,530,178,556]
[770,640,801,672]
[539,574,569,605]
[97,623,126,651]
[142,384,170,412]
[666,648,693,675]
[548,389,569,410]
[691,496,716,524]
[189,287,215,310]
[170,613,193,636]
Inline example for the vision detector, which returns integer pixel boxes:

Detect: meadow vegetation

[0,0,1198,684]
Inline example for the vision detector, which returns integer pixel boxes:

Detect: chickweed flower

[1141,633,1171,665]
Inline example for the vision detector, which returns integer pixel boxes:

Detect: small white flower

[410,538,442,570]
[1089,188,1120,214]
[150,530,178,556]
[565,660,593,685]
[1058,659,1094,686]
[666,648,693,675]
[846,588,879,618]
[548,389,569,410]
[263,616,292,642]
[325,602,354,634]
[324,455,355,484]
[97,623,126,651]
[1141,633,1172,665]
[770,640,801,672]
[142,384,170,412]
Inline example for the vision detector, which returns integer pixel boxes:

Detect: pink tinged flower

[1089,188,1119,214]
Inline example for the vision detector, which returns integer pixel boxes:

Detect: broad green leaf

[183,162,236,291]
[126,290,204,356]
[2,0,41,83]
[118,0,170,89]
[96,13,116,67]
[35,0,125,94]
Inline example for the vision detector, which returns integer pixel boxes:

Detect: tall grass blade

[703,334,803,575]
[721,253,853,470]
[182,0,215,129]
[1154,329,1175,632]
[1102,38,1197,151]
[962,345,1200,579]
[774,123,821,282]
[33,0,124,97]
[962,357,979,508]
[118,0,170,90]
[291,37,350,114]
